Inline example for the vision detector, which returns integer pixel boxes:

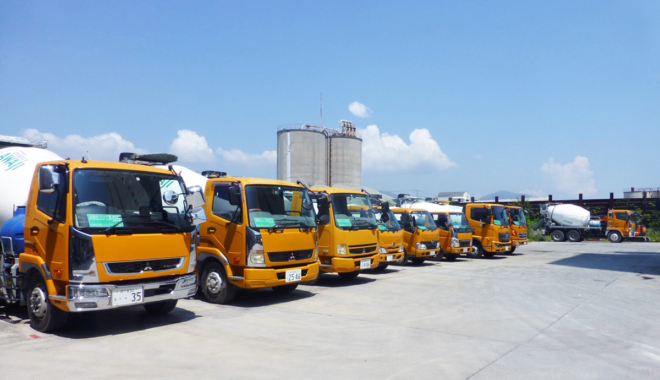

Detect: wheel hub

[30,286,48,319]
[206,271,224,294]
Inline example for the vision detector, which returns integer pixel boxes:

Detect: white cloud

[359,125,455,172]
[216,147,277,166]
[541,156,596,196]
[21,129,147,161]
[169,130,214,163]
[348,101,372,118]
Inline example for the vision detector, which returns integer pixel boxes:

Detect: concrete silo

[277,125,328,186]
[329,121,362,189]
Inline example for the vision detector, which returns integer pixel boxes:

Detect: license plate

[360,258,371,269]
[463,248,468,253]
[285,269,302,283]
[112,287,143,306]
[386,255,393,262]
[429,251,436,256]
[506,246,510,250]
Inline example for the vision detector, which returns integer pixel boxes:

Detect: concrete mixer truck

[537,204,649,243]
[1,143,205,332]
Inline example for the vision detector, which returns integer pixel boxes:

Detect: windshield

[331,193,377,230]
[411,211,437,231]
[492,206,510,226]
[73,169,193,234]
[373,209,401,231]
[509,208,527,226]
[448,213,470,229]
[245,185,316,229]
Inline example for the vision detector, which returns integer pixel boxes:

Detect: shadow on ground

[306,274,376,288]
[549,252,660,276]
[224,288,316,308]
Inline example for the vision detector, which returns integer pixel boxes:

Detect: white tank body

[0,147,63,226]
[399,200,463,213]
[547,204,591,228]
[157,165,209,190]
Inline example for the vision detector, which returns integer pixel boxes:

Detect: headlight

[436,242,440,249]
[416,243,427,250]
[451,237,460,248]
[68,286,109,299]
[248,249,265,266]
[379,247,387,254]
[398,245,404,253]
[337,244,347,255]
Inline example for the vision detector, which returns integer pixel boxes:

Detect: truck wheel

[567,230,581,242]
[272,284,298,294]
[468,241,483,258]
[338,271,360,280]
[483,250,495,258]
[411,257,425,265]
[444,253,458,261]
[504,247,517,254]
[551,230,565,242]
[374,263,388,271]
[26,274,68,332]
[143,300,177,315]
[396,251,409,266]
[201,261,237,304]
[608,231,623,243]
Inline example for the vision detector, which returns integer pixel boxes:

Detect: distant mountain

[479,191,526,201]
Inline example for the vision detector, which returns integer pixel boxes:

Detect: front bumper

[449,246,473,254]
[512,239,528,247]
[320,253,379,273]
[409,247,439,258]
[378,249,404,263]
[62,273,197,312]
[486,241,511,253]
[238,261,319,289]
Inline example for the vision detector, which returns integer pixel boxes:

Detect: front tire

[143,300,177,315]
[551,230,565,242]
[26,274,68,332]
[201,261,237,304]
[411,257,425,265]
[444,253,458,261]
[396,251,409,266]
[608,231,623,243]
[338,271,360,280]
[374,263,388,271]
[467,241,482,258]
[272,284,298,294]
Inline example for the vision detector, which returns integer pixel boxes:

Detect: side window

[37,173,67,222]
[212,184,242,224]
[615,212,629,221]
[400,213,413,231]
[435,214,449,230]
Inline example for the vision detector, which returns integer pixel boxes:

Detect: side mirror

[185,186,206,209]
[163,190,179,205]
[382,202,390,213]
[411,215,417,226]
[316,196,330,225]
[190,207,207,226]
[381,211,390,223]
[228,184,242,206]
[39,165,60,194]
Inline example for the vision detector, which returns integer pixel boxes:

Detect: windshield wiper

[140,220,183,233]
[104,220,127,235]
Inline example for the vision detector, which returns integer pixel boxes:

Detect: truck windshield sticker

[493,220,501,226]
[417,226,427,230]
[378,224,388,231]
[253,217,276,228]
[87,214,124,228]
[513,221,520,225]
[336,219,352,227]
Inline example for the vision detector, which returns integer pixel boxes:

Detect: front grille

[459,240,471,247]
[499,233,511,242]
[106,258,183,274]
[420,241,438,248]
[268,249,314,263]
[349,244,377,254]
[519,233,527,239]
[276,269,309,280]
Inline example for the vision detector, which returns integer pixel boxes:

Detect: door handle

[207,227,217,234]
[30,226,40,236]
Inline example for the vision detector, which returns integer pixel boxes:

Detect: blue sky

[1,1,659,199]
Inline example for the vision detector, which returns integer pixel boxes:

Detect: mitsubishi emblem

[362,249,366,253]
[143,263,153,271]
[392,242,396,247]
[289,253,296,261]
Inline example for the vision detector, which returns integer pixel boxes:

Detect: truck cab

[430,211,474,260]
[197,175,319,303]
[606,209,647,243]
[1,158,203,332]
[464,203,511,258]
[391,208,440,265]
[371,203,404,270]
[505,206,528,253]
[310,187,379,280]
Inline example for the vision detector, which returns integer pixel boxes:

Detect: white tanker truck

[536,203,649,243]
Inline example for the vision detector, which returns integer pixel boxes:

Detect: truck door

[469,207,486,241]
[434,213,450,249]
[26,167,70,280]
[205,182,246,266]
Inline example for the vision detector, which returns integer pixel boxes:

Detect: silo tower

[277,124,328,186]
[328,120,362,189]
